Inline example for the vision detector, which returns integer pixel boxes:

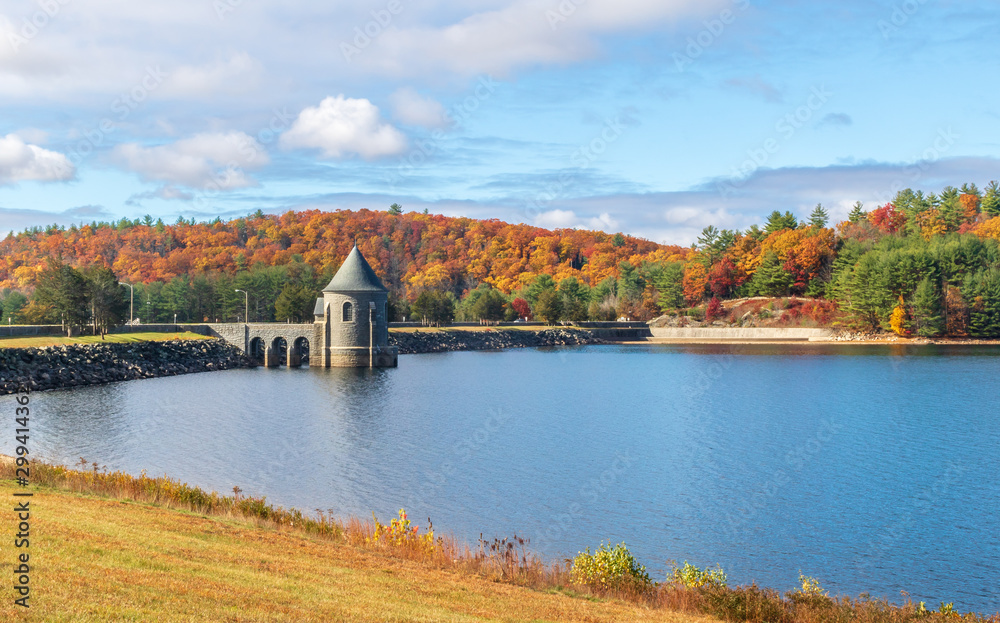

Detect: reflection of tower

[313,245,398,368]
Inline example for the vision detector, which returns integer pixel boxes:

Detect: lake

[2,343,998,613]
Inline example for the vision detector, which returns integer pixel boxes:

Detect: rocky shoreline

[0,339,253,395]
[0,330,605,394]
[389,328,604,354]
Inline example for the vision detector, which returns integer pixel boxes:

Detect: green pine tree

[848,201,867,223]
[809,204,829,228]
[982,181,1000,217]
[912,278,944,337]
[750,251,794,296]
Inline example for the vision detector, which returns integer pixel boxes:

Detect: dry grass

[1,459,995,623]
[0,463,712,622]
[0,331,212,349]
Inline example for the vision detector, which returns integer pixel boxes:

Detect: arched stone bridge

[207,323,319,368]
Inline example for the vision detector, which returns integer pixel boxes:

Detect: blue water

[2,343,998,613]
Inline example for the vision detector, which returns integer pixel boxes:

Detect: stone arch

[291,336,310,367]
[342,301,354,322]
[270,336,288,367]
[248,337,265,364]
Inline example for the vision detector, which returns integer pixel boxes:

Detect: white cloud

[112,131,268,190]
[389,88,451,129]
[587,212,618,231]
[534,209,619,233]
[162,52,263,97]
[0,133,75,184]
[280,95,407,159]
[357,0,724,77]
[535,209,579,229]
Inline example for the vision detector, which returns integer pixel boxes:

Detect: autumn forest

[3,181,1000,337]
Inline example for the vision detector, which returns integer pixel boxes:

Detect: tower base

[321,345,398,368]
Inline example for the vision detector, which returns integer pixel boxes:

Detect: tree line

[5,182,1000,336]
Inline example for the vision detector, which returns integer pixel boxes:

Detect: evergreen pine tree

[982,181,1000,217]
[912,278,944,337]
[809,204,829,228]
[848,201,867,223]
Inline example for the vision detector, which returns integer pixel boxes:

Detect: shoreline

[5,330,1000,395]
[633,337,1000,346]
[1,457,995,621]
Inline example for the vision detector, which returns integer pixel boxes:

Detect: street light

[235,289,249,324]
[122,282,134,326]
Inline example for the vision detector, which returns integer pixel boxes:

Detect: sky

[1,0,998,244]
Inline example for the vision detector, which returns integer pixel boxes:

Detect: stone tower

[314,245,398,368]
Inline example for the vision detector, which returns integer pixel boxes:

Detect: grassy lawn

[0,480,712,622]
[0,331,212,349]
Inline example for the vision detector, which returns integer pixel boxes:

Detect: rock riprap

[0,339,253,395]
[389,328,603,354]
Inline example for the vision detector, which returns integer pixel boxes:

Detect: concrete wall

[649,327,833,340]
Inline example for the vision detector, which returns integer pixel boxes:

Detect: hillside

[0,209,688,296]
[5,187,1000,337]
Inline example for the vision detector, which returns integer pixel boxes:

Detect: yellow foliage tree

[889,297,911,336]
[974,216,1000,242]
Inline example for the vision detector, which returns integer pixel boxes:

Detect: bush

[687,307,706,321]
[669,561,727,588]
[706,297,724,321]
[571,542,652,592]
[367,509,436,555]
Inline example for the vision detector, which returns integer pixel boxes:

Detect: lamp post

[122,282,134,326]
[235,289,249,325]
[146,300,151,324]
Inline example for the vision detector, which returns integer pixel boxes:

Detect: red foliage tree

[707,257,738,298]
[511,297,532,320]
[868,203,906,234]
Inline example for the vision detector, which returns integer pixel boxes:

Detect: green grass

[0,331,212,348]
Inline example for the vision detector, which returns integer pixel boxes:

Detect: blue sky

[1,0,998,244]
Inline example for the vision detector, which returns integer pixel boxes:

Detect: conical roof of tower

[323,245,389,292]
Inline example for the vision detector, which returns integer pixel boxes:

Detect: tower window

[342,301,354,322]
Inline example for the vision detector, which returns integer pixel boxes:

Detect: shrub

[706,297,724,321]
[669,561,727,588]
[368,509,436,554]
[797,574,827,597]
[571,542,652,592]
[787,573,833,609]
